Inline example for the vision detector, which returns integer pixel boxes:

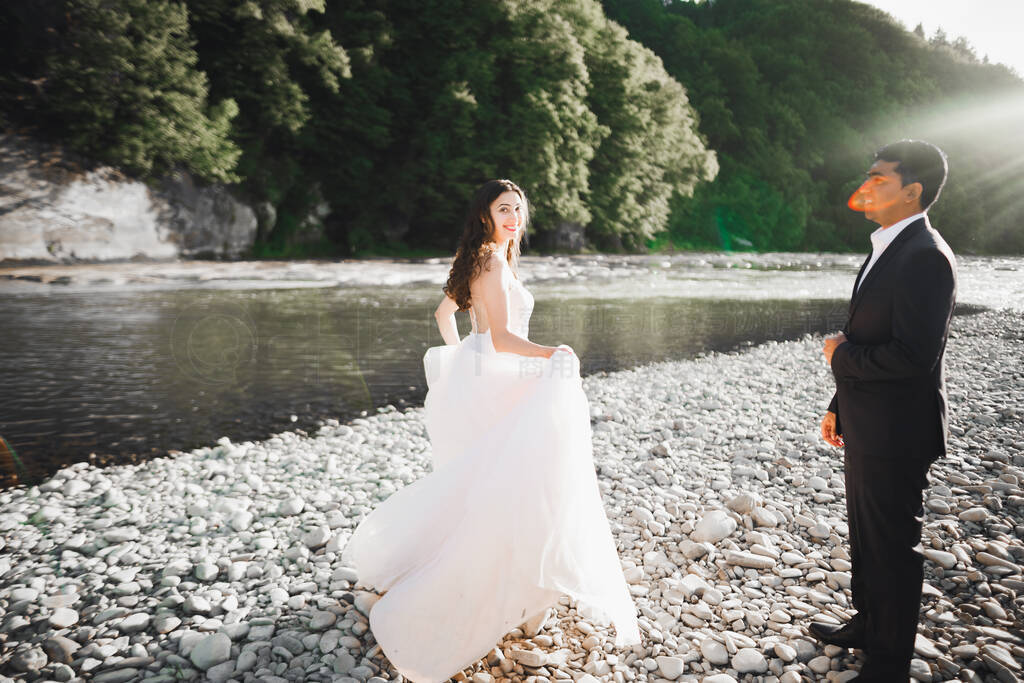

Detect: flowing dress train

[341,276,639,682]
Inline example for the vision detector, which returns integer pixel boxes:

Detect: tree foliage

[19,0,241,180]
[2,0,1022,254]
[601,0,1024,253]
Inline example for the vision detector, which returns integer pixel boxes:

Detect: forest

[1,0,1022,255]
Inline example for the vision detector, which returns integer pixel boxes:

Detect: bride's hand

[548,344,575,358]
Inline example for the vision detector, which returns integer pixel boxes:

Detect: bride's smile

[487,190,524,243]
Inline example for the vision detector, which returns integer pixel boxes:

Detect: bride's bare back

[436,253,556,358]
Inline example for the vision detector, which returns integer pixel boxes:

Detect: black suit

[828,215,956,676]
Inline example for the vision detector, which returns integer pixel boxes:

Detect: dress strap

[469,305,478,334]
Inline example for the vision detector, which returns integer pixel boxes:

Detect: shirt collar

[870,211,926,251]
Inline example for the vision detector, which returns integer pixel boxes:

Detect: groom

[813,140,956,680]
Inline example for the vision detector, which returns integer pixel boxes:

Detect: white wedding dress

[341,271,640,682]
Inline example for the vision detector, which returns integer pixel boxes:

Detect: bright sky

[858,0,1024,76]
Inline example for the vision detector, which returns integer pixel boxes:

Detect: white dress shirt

[856,211,927,292]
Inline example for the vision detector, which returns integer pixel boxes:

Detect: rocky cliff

[0,134,257,263]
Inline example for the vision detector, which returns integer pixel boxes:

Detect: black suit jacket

[828,216,956,462]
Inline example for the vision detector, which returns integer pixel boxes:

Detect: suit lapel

[849,253,872,314]
[848,216,928,321]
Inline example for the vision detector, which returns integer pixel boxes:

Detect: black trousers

[844,449,931,676]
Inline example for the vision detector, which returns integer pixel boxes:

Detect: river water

[1,252,1020,486]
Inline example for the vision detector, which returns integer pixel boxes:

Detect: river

[1,252,1020,486]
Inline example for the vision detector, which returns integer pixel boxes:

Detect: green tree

[43,0,240,181]
[604,0,1024,254]
[184,0,350,247]
[317,0,714,253]
[557,0,716,250]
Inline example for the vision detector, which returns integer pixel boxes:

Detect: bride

[341,179,640,682]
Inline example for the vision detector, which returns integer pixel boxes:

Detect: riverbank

[3,253,1022,311]
[0,310,1021,682]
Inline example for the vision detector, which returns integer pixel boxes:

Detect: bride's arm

[476,256,557,358]
[434,295,461,346]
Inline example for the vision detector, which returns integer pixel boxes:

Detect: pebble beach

[1,308,1022,683]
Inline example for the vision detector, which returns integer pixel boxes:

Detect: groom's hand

[823,332,847,365]
[821,411,844,448]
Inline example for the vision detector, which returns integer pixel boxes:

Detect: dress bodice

[507,279,534,338]
[471,278,534,339]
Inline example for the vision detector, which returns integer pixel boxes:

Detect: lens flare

[847,180,870,212]
[847,175,893,213]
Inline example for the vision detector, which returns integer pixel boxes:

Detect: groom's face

[850,160,918,226]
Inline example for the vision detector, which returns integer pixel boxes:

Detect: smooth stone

[656,655,685,680]
[309,610,337,630]
[509,649,547,667]
[354,592,380,616]
[914,634,942,659]
[302,526,331,549]
[117,613,150,633]
[703,676,738,683]
[52,662,76,682]
[909,659,933,682]
[278,497,305,516]
[195,563,219,581]
[333,652,356,674]
[12,647,48,672]
[154,615,181,633]
[808,655,831,674]
[206,660,236,682]
[751,507,778,527]
[271,634,304,655]
[983,601,1007,619]
[49,608,79,628]
[42,636,80,664]
[727,492,761,514]
[523,608,552,638]
[958,508,989,522]
[331,567,359,583]
[63,479,91,496]
[724,549,776,569]
[700,638,730,666]
[184,595,212,614]
[808,522,831,539]
[248,624,275,640]
[318,629,342,653]
[229,510,254,531]
[692,510,737,543]
[236,650,257,673]
[680,539,709,559]
[732,648,767,673]
[774,643,797,662]
[9,587,40,602]
[981,644,1021,672]
[923,549,956,569]
[950,645,979,658]
[93,669,140,683]
[220,623,250,641]
[190,633,231,670]
[163,559,192,577]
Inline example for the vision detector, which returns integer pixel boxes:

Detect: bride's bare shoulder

[475,253,510,286]
[480,251,506,272]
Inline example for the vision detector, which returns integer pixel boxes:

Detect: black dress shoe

[807,620,868,650]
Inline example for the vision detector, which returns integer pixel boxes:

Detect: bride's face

[486,191,524,245]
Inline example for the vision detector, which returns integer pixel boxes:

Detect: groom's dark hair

[875,139,948,210]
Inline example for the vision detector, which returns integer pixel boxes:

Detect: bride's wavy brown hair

[443,179,529,311]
